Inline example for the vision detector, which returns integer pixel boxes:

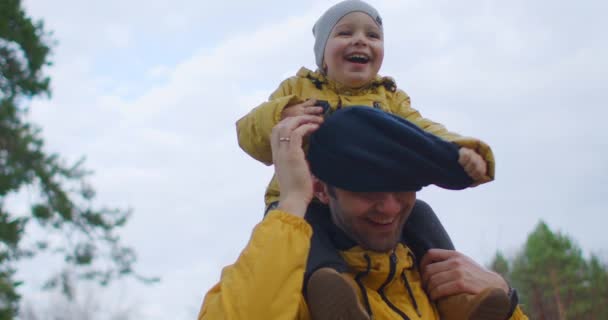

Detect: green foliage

[491,221,608,320]
[0,1,156,318]
[0,0,51,100]
[489,251,509,280]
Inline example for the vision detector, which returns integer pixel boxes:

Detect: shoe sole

[307,269,370,320]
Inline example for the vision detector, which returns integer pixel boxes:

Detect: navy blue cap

[307,107,473,192]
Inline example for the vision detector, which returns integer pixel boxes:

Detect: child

[236,1,507,319]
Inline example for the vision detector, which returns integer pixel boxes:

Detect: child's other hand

[458,148,487,183]
[281,99,324,120]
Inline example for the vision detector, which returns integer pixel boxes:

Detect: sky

[13,0,608,318]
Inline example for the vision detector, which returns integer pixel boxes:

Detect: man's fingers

[427,279,474,300]
[420,249,457,272]
[272,115,323,142]
[422,258,456,283]
[271,115,323,164]
[421,248,510,300]
[426,269,462,295]
[288,123,320,148]
[304,106,324,115]
[421,250,470,284]
[302,99,318,107]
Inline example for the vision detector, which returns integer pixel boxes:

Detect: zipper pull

[390,252,398,265]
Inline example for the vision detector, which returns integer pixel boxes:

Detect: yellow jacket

[198,210,528,320]
[236,68,495,206]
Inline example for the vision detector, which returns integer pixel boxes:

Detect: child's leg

[267,202,369,319]
[402,199,510,320]
[401,199,455,262]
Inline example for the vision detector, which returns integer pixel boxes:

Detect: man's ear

[312,176,330,204]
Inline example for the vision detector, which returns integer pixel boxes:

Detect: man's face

[317,183,415,252]
[323,11,384,89]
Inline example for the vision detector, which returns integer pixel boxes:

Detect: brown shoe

[438,288,511,320]
[306,268,370,320]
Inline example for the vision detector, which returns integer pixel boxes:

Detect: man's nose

[375,193,402,215]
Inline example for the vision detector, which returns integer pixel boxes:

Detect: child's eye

[337,31,352,36]
[368,32,381,39]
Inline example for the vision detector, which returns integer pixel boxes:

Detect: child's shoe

[437,287,511,320]
[306,267,370,320]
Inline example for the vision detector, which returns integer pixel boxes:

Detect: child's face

[323,12,384,89]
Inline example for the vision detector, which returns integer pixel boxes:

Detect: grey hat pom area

[312,0,383,70]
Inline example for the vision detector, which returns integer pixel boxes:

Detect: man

[198,108,527,319]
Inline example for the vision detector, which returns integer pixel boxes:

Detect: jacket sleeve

[389,89,495,182]
[198,210,312,320]
[509,306,529,320]
[236,79,305,165]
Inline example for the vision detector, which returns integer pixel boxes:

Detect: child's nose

[351,32,368,46]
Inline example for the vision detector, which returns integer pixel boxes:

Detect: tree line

[491,221,608,320]
[1,1,154,318]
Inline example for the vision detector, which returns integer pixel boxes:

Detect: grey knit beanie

[312,0,383,70]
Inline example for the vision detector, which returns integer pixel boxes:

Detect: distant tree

[587,255,608,318]
[490,221,608,320]
[1,0,155,318]
[489,251,509,281]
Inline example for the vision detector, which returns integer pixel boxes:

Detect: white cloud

[103,23,132,48]
[146,65,172,79]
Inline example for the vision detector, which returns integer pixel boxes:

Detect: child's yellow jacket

[236,68,495,206]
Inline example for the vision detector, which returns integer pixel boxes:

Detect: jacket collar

[341,244,416,290]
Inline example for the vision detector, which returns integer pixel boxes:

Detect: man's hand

[458,148,487,183]
[420,249,509,300]
[271,115,323,217]
[281,99,324,120]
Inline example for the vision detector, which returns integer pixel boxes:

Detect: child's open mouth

[345,54,370,64]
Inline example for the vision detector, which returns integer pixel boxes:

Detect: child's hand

[458,148,487,183]
[281,99,324,120]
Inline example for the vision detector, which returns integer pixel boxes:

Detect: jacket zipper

[378,252,410,320]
